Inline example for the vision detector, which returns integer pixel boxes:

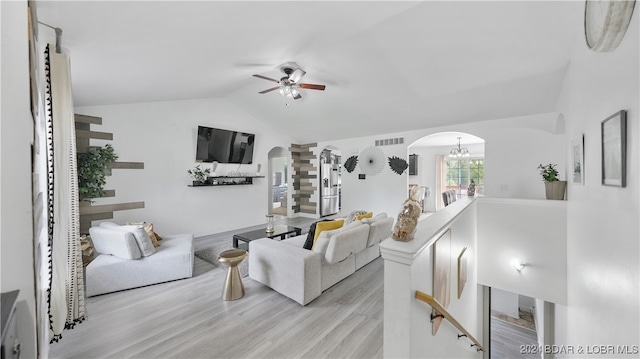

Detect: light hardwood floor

[50,218,383,359]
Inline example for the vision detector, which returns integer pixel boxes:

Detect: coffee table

[232,225,302,249]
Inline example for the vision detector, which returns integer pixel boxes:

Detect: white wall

[554,6,639,351]
[316,114,564,223]
[477,198,567,305]
[491,288,519,319]
[0,1,37,358]
[76,98,294,237]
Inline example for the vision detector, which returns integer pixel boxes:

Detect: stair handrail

[415,290,485,352]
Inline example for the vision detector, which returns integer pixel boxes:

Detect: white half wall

[76,98,294,236]
[554,4,639,351]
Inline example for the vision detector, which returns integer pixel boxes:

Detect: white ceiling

[36,1,582,144]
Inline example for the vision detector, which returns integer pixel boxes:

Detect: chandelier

[449,137,470,158]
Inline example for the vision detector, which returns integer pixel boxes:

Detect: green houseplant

[187,165,211,185]
[537,163,566,200]
[77,144,118,202]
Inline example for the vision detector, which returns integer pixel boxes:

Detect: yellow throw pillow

[311,219,344,250]
[356,212,373,221]
[127,221,161,247]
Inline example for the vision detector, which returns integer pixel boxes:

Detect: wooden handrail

[415,290,485,352]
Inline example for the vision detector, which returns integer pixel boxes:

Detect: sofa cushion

[127,221,162,247]
[89,227,142,260]
[311,219,344,250]
[361,212,388,224]
[118,225,157,257]
[324,224,370,264]
[312,220,363,256]
[303,219,331,250]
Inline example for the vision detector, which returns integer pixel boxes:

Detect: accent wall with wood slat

[75,114,145,233]
[289,143,317,214]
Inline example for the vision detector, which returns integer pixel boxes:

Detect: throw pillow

[118,225,157,256]
[311,219,344,250]
[99,221,120,228]
[312,220,363,255]
[345,210,368,224]
[89,227,142,260]
[356,212,373,221]
[126,221,161,247]
[303,219,331,250]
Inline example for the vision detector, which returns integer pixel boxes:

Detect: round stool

[218,249,248,301]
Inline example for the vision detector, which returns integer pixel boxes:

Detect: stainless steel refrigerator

[320,150,341,217]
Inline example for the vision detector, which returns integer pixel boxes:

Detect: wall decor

[571,134,585,185]
[358,146,386,176]
[585,0,636,52]
[601,110,627,187]
[457,247,468,299]
[388,156,409,175]
[432,229,451,335]
[344,155,358,173]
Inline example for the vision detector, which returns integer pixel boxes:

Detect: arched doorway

[408,132,485,213]
[268,147,288,218]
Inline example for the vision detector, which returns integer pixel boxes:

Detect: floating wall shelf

[188,176,265,187]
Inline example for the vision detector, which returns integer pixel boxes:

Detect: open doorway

[268,147,288,218]
[408,132,484,213]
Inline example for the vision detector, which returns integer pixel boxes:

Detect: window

[445,158,484,198]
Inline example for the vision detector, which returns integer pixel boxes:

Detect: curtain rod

[37,21,62,54]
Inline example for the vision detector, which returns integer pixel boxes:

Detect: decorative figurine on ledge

[467,179,476,196]
[392,186,423,242]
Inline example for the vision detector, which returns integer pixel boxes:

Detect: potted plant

[537,163,566,200]
[188,165,211,185]
[77,144,118,202]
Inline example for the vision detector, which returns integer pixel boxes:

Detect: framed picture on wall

[457,247,468,299]
[601,110,627,187]
[571,134,585,185]
[432,229,451,335]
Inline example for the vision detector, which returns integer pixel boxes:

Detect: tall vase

[545,181,567,200]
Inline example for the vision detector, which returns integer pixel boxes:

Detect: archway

[268,147,288,218]
[407,132,485,213]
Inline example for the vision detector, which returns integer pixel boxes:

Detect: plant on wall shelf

[537,163,559,182]
[77,144,118,202]
[187,164,211,184]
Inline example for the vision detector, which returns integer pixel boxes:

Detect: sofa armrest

[248,238,322,305]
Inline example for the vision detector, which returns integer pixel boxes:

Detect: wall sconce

[512,259,526,272]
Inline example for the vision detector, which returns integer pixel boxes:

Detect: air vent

[375,137,404,146]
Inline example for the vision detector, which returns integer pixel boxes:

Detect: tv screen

[196,126,255,164]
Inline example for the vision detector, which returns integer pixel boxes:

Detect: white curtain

[44,44,86,343]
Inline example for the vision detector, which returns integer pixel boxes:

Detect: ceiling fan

[253,62,326,100]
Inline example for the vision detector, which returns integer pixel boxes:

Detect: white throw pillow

[89,227,142,260]
[117,225,157,257]
[99,221,121,228]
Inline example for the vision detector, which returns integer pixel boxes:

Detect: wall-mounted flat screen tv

[196,125,255,164]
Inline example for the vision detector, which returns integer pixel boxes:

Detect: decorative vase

[265,214,275,233]
[545,181,567,200]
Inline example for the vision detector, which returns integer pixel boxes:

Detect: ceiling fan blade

[253,74,280,83]
[299,83,326,91]
[259,86,281,94]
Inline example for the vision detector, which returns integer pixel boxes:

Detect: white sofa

[86,224,194,296]
[249,213,394,305]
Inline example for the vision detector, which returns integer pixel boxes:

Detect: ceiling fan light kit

[253,62,326,101]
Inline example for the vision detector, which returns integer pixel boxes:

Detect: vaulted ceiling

[36,1,582,143]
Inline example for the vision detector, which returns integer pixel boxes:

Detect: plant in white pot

[537,163,566,200]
